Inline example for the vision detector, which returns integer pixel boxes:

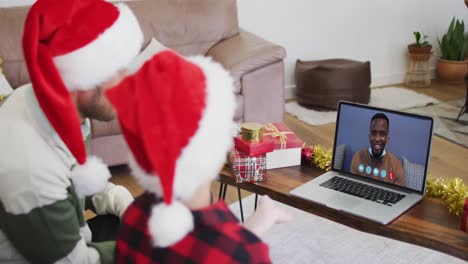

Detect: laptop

[290,101,434,224]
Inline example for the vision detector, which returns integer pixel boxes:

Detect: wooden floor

[109,80,468,206]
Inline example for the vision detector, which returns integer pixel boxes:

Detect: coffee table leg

[254,194,258,211]
[218,183,228,201]
[237,187,244,222]
[218,182,224,201]
[222,183,227,200]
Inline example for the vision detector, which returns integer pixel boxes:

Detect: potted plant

[408,32,432,55]
[436,17,468,84]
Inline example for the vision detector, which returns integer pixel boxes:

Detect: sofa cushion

[234,94,243,122]
[92,94,243,137]
[0,0,240,88]
[0,6,29,88]
[241,61,284,123]
[91,119,122,138]
[207,30,286,94]
[89,134,130,167]
[127,0,239,56]
[128,37,167,73]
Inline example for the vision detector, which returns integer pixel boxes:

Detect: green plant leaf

[414,32,421,44]
[438,17,466,61]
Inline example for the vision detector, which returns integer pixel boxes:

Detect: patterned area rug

[286,87,440,126]
[229,195,465,264]
[405,98,468,148]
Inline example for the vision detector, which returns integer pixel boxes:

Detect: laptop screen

[332,102,434,194]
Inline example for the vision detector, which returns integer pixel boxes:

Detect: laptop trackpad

[326,194,362,210]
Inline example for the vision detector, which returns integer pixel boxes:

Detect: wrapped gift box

[262,123,304,169]
[233,136,275,156]
[461,198,468,232]
[229,148,266,183]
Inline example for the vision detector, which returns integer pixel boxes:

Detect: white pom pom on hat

[71,156,111,198]
[106,50,236,247]
[149,201,194,247]
[22,0,143,196]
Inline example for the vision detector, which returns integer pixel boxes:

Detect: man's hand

[242,195,292,237]
[92,182,134,218]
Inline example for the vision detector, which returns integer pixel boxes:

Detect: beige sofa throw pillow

[127,37,168,74]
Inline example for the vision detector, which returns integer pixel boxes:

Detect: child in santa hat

[106,49,291,263]
[0,0,143,263]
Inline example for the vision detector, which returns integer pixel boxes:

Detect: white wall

[0,0,34,7]
[237,0,468,98]
[3,0,466,94]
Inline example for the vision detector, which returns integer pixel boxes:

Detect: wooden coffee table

[219,115,468,261]
[218,164,468,261]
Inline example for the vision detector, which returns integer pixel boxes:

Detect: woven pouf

[295,59,371,110]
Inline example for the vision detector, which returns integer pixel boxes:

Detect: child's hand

[243,195,292,237]
[257,195,292,224]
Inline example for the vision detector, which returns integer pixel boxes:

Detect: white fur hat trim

[53,4,143,91]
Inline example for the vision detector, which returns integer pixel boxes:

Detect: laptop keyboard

[320,176,406,206]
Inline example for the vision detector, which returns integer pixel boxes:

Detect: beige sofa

[0,0,286,166]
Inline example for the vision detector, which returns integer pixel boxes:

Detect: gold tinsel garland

[309,145,332,171]
[426,176,468,216]
[306,144,468,216]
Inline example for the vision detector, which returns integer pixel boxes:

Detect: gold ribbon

[263,123,293,149]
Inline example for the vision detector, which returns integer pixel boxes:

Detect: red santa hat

[105,50,236,247]
[22,0,143,197]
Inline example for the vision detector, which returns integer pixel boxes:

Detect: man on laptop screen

[290,102,433,224]
[350,113,404,186]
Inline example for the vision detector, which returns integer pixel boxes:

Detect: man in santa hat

[0,0,143,263]
[106,49,291,263]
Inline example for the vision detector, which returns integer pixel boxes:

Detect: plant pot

[436,59,468,84]
[408,44,432,55]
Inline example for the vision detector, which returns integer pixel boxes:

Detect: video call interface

[333,103,433,193]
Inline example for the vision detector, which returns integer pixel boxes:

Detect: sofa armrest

[206,29,286,93]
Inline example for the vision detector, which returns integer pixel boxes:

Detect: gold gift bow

[263,123,293,149]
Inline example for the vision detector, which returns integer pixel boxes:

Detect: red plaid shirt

[116,192,271,264]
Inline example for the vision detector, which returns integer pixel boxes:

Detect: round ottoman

[295,59,371,110]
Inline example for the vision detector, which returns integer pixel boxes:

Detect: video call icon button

[365,166,372,175]
[373,168,379,177]
[380,170,387,178]
[358,164,364,173]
